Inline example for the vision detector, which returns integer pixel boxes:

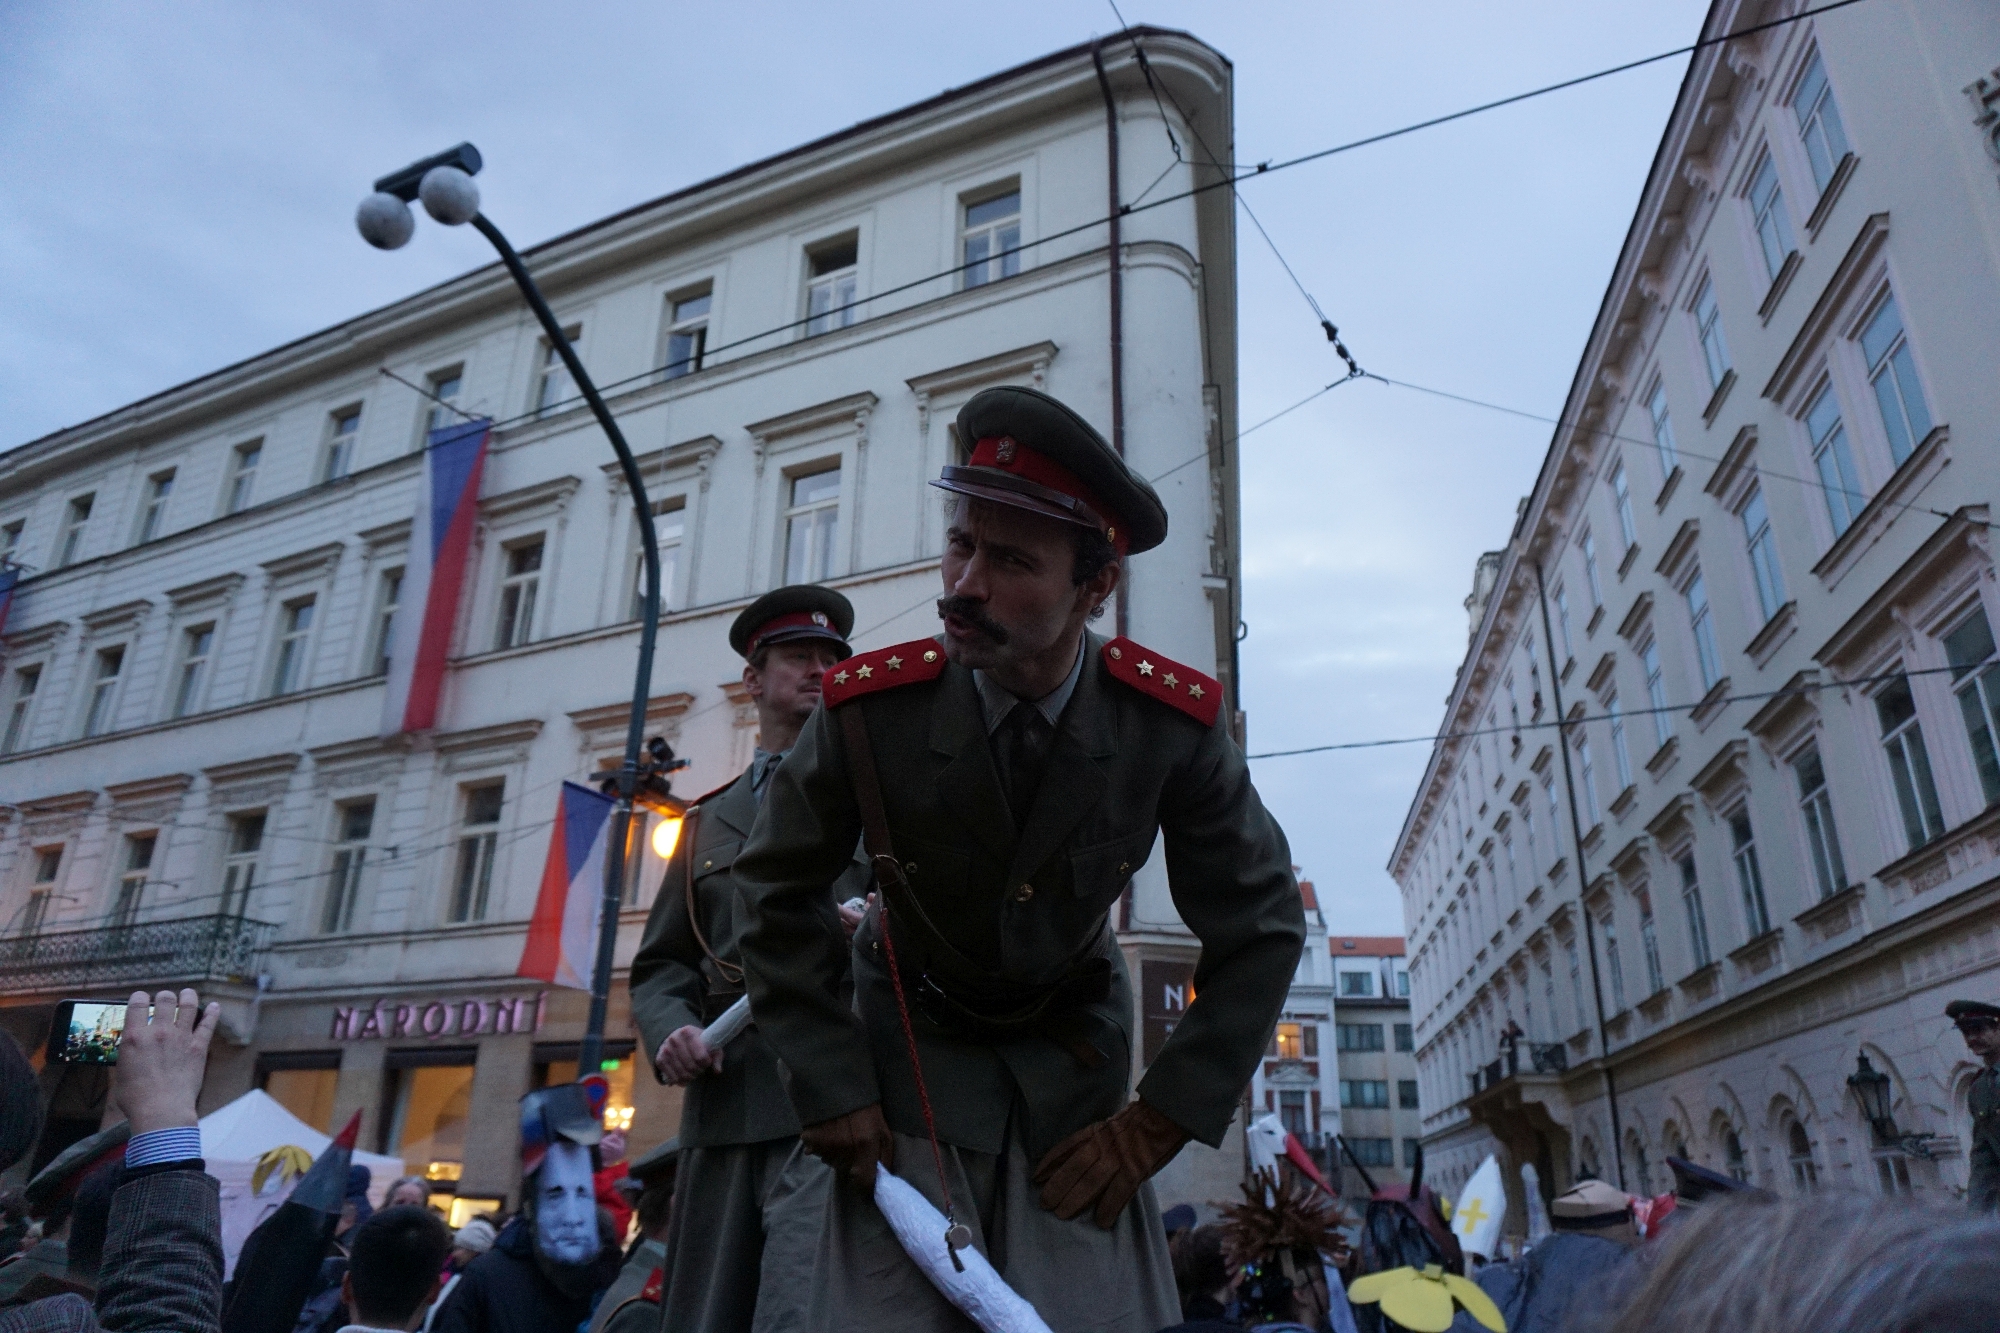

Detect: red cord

[876,907,960,1257]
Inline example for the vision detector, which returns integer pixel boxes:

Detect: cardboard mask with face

[532,1140,599,1267]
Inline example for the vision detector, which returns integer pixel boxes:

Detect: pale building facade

[1246,876,1340,1187]
[0,29,1247,1209]
[1326,937,1420,1196]
[1389,0,2000,1231]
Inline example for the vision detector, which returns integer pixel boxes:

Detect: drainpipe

[1091,40,1129,640]
[1533,557,1627,1192]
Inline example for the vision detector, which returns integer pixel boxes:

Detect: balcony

[0,914,275,997]
[1467,1042,1568,1095]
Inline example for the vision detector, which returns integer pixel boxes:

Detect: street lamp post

[1847,1050,1937,1160]
[358,143,660,1075]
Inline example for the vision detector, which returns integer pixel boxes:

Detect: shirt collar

[974,637,1087,735]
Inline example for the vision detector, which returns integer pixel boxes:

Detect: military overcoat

[630,767,869,1147]
[1971,1064,1999,1211]
[733,630,1305,1160]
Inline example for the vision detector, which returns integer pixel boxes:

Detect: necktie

[994,704,1053,829]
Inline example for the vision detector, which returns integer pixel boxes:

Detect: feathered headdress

[1220,1170,1351,1271]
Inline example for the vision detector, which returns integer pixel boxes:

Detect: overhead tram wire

[369,0,1866,444]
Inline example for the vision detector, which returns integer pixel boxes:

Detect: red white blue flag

[380,419,490,735]
[0,565,18,646]
[518,782,615,991]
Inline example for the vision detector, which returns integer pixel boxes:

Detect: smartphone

[48,999,130,1065]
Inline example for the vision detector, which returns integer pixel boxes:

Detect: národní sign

[330,992,547,1041]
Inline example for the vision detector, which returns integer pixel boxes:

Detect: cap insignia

[995,436,1018,464]
[812,612,829,626]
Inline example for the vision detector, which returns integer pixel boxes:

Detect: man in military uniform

[734,385,1305,1331]
[1948,998,2000,1211]
[629,585,872,1332]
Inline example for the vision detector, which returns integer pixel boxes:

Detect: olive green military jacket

[1971,1064,1999,1211]
[629,768,869,1148]
[733,631,1304,1160]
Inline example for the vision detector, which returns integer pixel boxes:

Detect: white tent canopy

[199,1089,404,1277]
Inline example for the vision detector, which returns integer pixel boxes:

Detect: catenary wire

[408,0,1864,441]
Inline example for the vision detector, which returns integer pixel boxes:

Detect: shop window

[259,1052,341,1134]
[381,1049,478,1183]
[536,1042,637,1131]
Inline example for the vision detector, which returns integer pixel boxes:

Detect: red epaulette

[1101,636,1221,726]
[639,1266,665,1302]
[822,638,948,706]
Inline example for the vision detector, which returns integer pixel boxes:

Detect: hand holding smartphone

[47,999,135,1064]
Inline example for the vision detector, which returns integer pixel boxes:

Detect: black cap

[728,585,855,659]
[1666,1155,1769,1206]
[1947,999,2000,1026]
[934,386,1168,555]
[627,1136,679,1185]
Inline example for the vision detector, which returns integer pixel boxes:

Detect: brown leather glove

[1033,1097,1189,1230]
[800,1103,895,1189]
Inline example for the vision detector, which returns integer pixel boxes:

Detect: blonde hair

[1607,1194,2000,1333]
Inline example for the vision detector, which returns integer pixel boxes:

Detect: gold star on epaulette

[1163,672,1178,689]
[886,655,903,670]
[857,664,874,679]
[1188,683,1205,699]
[833,670,849,684]
[1137,660,1155,676]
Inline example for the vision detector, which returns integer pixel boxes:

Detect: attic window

[1341,940,1356,949]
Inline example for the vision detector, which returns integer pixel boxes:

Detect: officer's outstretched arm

[629,816,709,1082]
[734,701,882,1128]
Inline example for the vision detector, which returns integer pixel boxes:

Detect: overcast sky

[0,0,1709,933]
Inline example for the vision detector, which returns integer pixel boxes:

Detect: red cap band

[967,436,1127,553]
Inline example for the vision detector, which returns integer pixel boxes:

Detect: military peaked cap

[936,385,1169,554]
[1947,999,2000,1026]
[1666,1154,1768,1206]
[626,1135,679,1185]
[729,585,854,659]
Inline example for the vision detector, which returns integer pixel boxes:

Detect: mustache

[936,595,1010,645]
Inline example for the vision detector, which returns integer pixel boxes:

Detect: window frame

[1609,462,1637,551]
[1788,48,1852,197]
[367,567,403,679]
[110,833,155,929]
[494,536,547,651]
[958,181,1023,291]
[802,231,862,338]
[631,497,688,621]
[418,366,465,449]
[225,439,263,515]
[2,663,43,755]
[1677,851,1713,970]
[1744,149,1798,283]
[661,287,713,381]
[56,492,94,568]
[1790,741,1849,899]
[218,811,265,919]
[1683,570,1723,692]
[533,324,583,418]
[135,469,176,546]
[780,460,843,585]
[1691,275,1732,391]
[321,797,376,935]
[321,405,362,483]
[1640,637,1673,749]
[171,622,217,719]
[1739,485,1788,624]
[449,781,505,923]
[1645,379,1678,479]
[1854,291,1933,468]
[1872,670,1946,850]
[1727,805,1772,937]
[269,596,318,697]
[81,643,127,738]
[1944,604,2000,807]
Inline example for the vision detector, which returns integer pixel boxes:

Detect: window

[535,326,580,417]
[1337,1023,1385,1053]
[1793,52,1851,194]
[1542,960,1559,1034]
[1347,1137,1394,1168]
[1875,1150,1912,1196]
[804,235,859,337]
[1278,1089,1308,1135]
[322,799,374,934]
[2,665,40,754]
[1340,1080,1391,1109]
[1642,639,1672,748]
[1,519,21,560]
[1730,809,1771,937]
[1580,531,1604,608]
[219,813,264,918]
[1637,888,1663,994]
[1577,734,1601,825]
[57,494,93,567]
[1398,1079,1420,1109]
[1647,382,1678,477]
[782,466,841,584]
[1274,1022,1305,1059]
[1403,1139,1423,1169]
[633,500,686,619]
[1858,295,1932,466]
[420,369,463,445]
[960,188,1021,289]
[1747,155,1797,281]
[368,569,402,678]
[226,441,261,514]
[384,1056,476,1182]
[1394,1022,1413,1052]
[260,1055,340,1134]
[271,599,316,695]
[450,783,503,922]
[495,540,543,650]
[1602,915,1627,1011]
[1554,587,1574,661]
[1805,385,1862,536]
[1693,277,1731,390]
[1742,487,1787,622]
[1339,969,1376,998]
[1946,608,2000,806]
[1610,464,1637,550]
[136,471,174,545]
[1875,674,1945,848]
[663,291,710,380]
[322,407,361,482]
[24,848,61,935]
[172,624,215,719]
[1608,695,1633,791]
[1395,968,1410,998]
[1787,1121,1819,1190]
[1725,1128,1749,1182]
[1679,853,1713,969]
[1685,573,1722,691]
[111,834,154,929]
[83,645,125,737]
[1792,744,1848,898]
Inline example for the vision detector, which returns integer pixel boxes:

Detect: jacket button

[904,862,918,875]
[702,860,713,870]
[1014,884,1035,903]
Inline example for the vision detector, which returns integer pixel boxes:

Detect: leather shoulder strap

[679,803,742,987]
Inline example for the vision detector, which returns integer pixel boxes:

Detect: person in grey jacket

[0,988,225,1333]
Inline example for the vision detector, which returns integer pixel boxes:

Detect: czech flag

[380,419,490,736]
[518,782,615,991]
[0,564,17,644]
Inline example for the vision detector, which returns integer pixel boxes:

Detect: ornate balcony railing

[0,914,275,996]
